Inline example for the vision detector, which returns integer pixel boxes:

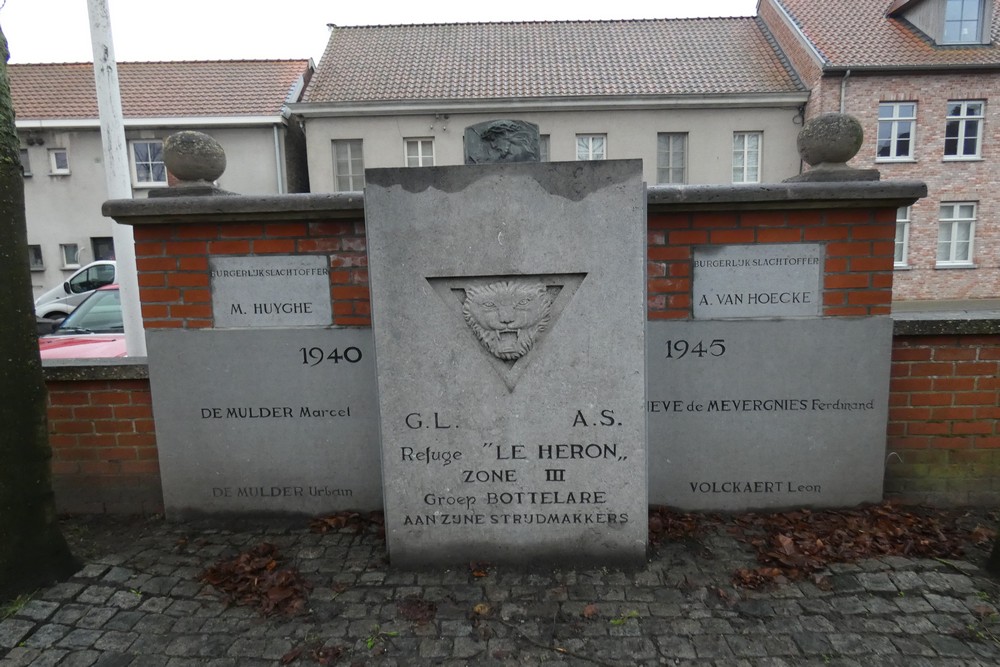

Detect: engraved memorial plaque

[647,318,892,510]
[210,255,332,328]
[365,161,647,567]
[147,328,380,518]
[693,244,822,319]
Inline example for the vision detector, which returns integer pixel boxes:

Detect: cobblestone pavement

[2,516,1000,666]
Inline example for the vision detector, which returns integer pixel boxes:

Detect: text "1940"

[299,347,363,366]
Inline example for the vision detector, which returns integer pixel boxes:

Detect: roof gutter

[289,93,810,118]
[15,115,287,130]
[823,63,1000,74]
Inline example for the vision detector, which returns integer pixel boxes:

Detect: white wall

[304,106,804,193]
[22,124,287,298]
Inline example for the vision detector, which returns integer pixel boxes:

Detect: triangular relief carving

[427,274,586,391]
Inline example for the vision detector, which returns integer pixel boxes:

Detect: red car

[39,285,127,359]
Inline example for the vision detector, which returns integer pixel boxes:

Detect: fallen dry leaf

[200,543,312,616]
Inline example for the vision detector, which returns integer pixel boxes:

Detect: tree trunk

[0,25,79,601]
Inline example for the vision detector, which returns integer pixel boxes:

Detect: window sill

[942,156,982,162]
[934,263,976,269]
[875,158,916,164]
[131,182,169,189]
[49,171,71,177]
[893,264,911,270]
[61,264,81,271]
[29,267,45,272]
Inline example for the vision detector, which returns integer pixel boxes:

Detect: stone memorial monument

[365,158,647,566]
[647,113,895,510]
[144,132,382,519]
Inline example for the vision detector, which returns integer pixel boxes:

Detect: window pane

[963,133,978,155]
[61,244,79,266]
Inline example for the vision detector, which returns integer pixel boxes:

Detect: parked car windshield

[53,289,123,334]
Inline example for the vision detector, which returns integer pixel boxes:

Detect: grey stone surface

[6,512,999,667]
[209,255,332,328]
[146,328,380,518]
[648,317,892,510]
[693,243,822,319]
[365,161,647,567]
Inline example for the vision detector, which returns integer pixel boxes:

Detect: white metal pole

[87,0,146,356]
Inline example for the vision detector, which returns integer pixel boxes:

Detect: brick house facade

[760,0,1000,303]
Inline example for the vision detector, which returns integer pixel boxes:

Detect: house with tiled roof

[760,0,1000,304]
[11,59,312,298]
[290,19,810,192]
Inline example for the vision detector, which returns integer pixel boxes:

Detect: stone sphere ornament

[783,112,879,182]
[796,113,864,167]
[162,130,227,183]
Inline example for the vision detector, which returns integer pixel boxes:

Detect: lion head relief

[462,281,553,361]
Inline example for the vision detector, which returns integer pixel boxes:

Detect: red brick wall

[832,73,1000,302]
[47,202,998,513]
[46,377,161,514]
[885,333,1000,504]
[647,208,897,319]
[760,0,1000,302]
[132,218,370,328]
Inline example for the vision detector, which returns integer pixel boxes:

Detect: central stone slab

[365,161,647,567]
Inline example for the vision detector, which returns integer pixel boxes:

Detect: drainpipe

[840,69,852,114]
[273,125,285,194]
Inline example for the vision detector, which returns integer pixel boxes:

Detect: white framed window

[944,101,983,159]
[539,135,550,162]
[877,103,916,161]
[656,133,687,184]
[28,245,44,271]
[60,243,80,269]
[48,148,69,175]
[19,148,31,176]
[732,131,761,183]
[944,0,984,43]
[576,134,606,160]
[894,206,911,268]
[937,202,976,266]
[405,138,434,167]
[130,140,166,186]
[333,139,365,191]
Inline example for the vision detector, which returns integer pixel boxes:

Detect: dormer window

[943,0,984,43]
